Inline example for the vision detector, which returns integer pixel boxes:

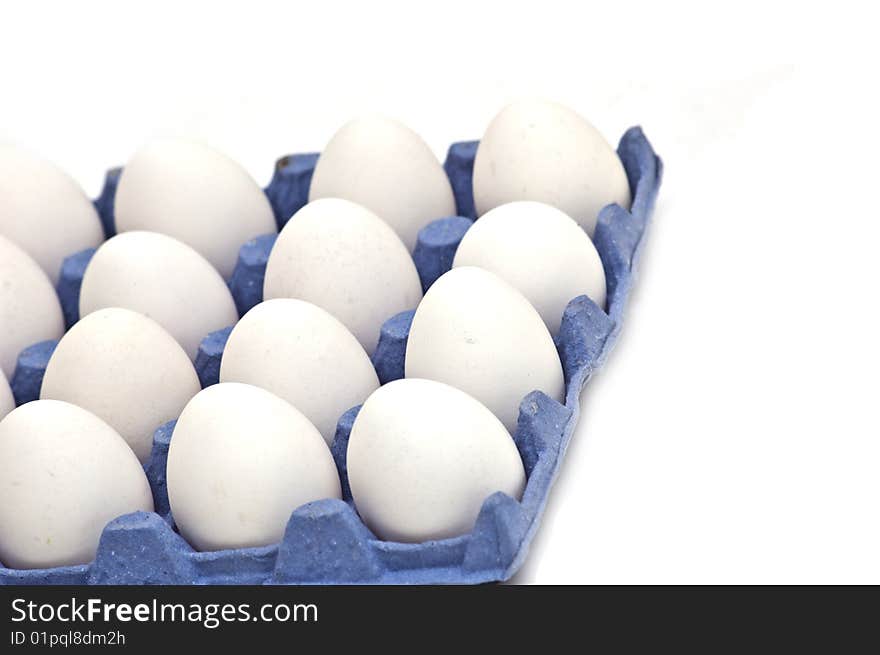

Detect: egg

[405,266,564,432]
[167,383,342,551]
[114,138,276,278]
[79,231,238,359]
[0,400,154,569]
[0,145,104,283]
[0,371,13,421]
[0,235,65,378]
[453,201,607,334]
[308,115,456,250]
[263,198,422,355]
[472,99,631,235]
[40,308,201,463]
[348,378,525,542]
[220,299,379,445]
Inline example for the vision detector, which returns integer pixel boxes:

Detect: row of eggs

[0,100,629,569]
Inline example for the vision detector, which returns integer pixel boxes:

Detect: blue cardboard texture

[10,339,57,406]
[412,216,474,293]
[56,248,96,328]
[444,141,479,219]
[145,421,176,521]
[194,327,232,388]
[93,167,121,239]
[264,153,320,230]
[370,310,415,385]
[0,127,661,585]
[227,234,277,317]
[329,407,359,502]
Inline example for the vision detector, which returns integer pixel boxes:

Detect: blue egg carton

[1,127,662,585]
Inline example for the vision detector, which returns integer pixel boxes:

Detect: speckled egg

[348,378,525,542]
[114,138,276,278]
[308,116,455,250]
[79,231,238,359]
[0,400,154,569]
[40,308,201,463]
[263,198,422,355]
[472,99,630,235]
[405,266,564,432]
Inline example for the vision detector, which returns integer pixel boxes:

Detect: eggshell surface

[0,235,65,377]
[453,200,607,334]
[79,231,238,359]
[405,266,564,432]
[167,383,342,551]
[0,145,104,282]
[472,99,631,235]
[308,116,456,250]
[40,308,201,463]
[263,198,422,355]
[348,378,525,542]
[0,400,154,569]
[220,299,379,445]
[114,138,276,278]
[0,371,13,421]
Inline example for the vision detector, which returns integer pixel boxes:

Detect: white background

[1,1,877,583]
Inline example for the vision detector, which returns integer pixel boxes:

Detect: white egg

[0,371,13,421]
[0,235,64,378]
[40,308,201,463]
[220,299,379,445]
[167,383,342,551]
[472,99,631,235]
[308,115,456,250]
[0,400,154,569]
[405,267,564,432]
[79,231,238,359]
[348,378,525,542]
[0,145,104,283]
[263,198,422,355]
[114,138,276,278]
[453,201,607,334]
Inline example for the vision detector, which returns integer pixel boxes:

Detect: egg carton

[0,127,662,585]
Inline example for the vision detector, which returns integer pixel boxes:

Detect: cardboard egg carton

[1,127,661,584]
